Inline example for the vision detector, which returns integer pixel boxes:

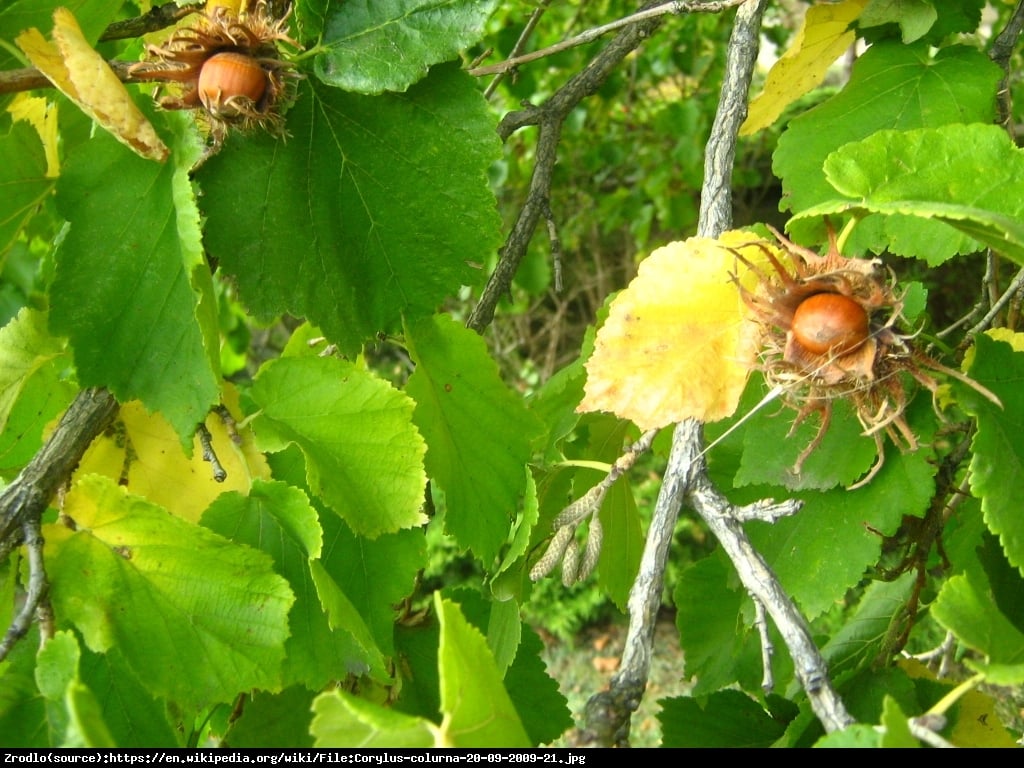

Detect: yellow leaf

[899,659,1018,747]
[16,9,169,162]
[578,231,779,429]
[741,0,869,136]
[76,388,270,524]
[7,94,60,178]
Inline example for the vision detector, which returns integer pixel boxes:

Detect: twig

[966,265,1024,337]
[0,388,117,660]
[98,2,202,42]
[585,0,855,742]
[989,0,1024,134]
[0,517,50,662]
[0,60,143,96]
[469,1,748,77]
[753,595,774,693]
[0,388,119,563]
[467,10,669,335]
[0,1,200,96]
[197,424,228,483]
[483,0,552,99]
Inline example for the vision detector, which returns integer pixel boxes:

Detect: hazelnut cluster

[733,226,987,487]
[130,1,300,140]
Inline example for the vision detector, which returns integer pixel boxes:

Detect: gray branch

[584,0,855,744]
[0,388,118,563]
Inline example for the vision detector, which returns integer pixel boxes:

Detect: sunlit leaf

[203,480,389,688]
[932,572,1024,683]
[741,0,868,135]
[251,356,428,538]
[775,42,1000,226]
[46,475,294,710]
[578,231,775,429]
[315,0,499,93]
[792,124,1024,266]
[16,9,168,162]
[311,688,438,747]
[0,308,66,433]
[435,595,530,747]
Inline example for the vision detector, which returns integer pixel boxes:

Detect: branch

[98,2,202,42]
[469,0,748,77]
[0,388,118,562]
[989,0,1024,134]
[580,0,855,744]
[0,60,143,96]
[0,3,199,96]
[466,9,669,335]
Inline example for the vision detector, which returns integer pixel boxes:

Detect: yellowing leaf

[578,231,778,429]
[16,9,168,162]
[76,388,270,524]
[741,0,869,136]
[7,94,60,177]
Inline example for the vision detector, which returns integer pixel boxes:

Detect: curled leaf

[578,231,778,429]
[16,9,169,162]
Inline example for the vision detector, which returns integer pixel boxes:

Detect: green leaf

[814,724,883,747]
[50,110,218,441]
[315,0,500,93]
[311,688,437,747]
[674,555,745,695]
[774,42,1000,222]
[62,681,115,748]
[736,397,877,490]
[819,572,916,676]
[308,559,389,681]
[0,120,54,256]
[47,475,294,710]
[794,124,1024,265]
[0,0,123,70]
[78,647,179,747]
[0,633,47,746]
[860,0,937,43]
[0,353,75,477]
[750,403,935,619]
[659,690,788,748]
[405,314,542,562]
[956,333,1024,574]
[36,631,80,702]
[36,632,117,748]
[198,67,502,355]
[251,356,428,538]
[0,307,67,435]
[318,509,425,656]
[435,594,530,747]
[501,626,572,746]
[224,687,316,749]
[202,480,388,689]
[597,474,643,611]
[932,573,1024,682]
